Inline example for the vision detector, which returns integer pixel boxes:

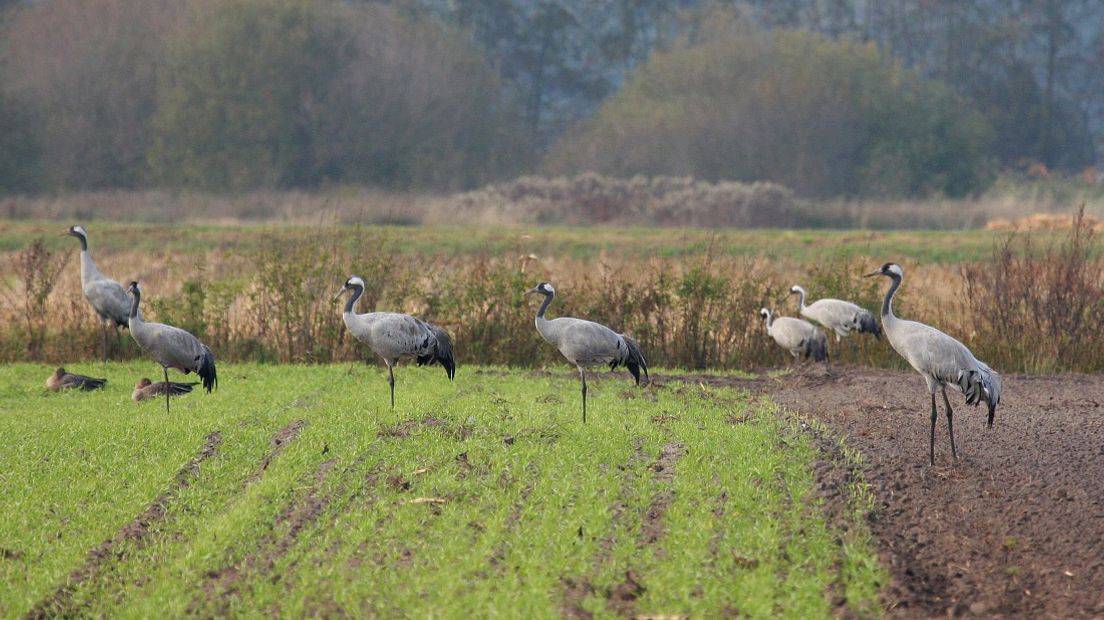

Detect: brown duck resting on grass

[46,367,107,392]
[132,378,198,402]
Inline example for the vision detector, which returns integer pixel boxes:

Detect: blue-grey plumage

[126,281,217,414]
[335,276,455,409]
[759,308,828,362]
[865,262,1002,465]
[66,225,131,361]
[526,282,648,423]
[789,285,881,341]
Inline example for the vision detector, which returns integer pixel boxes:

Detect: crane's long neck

[535,291,554,320]
[881,275,901,319]
[129,289,141,320]
[795,288,807,311]
[78,247,98,285]
[763,310,774,329]
[344,285,364,314]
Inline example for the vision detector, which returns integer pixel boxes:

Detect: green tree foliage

[1,0,184,190]
[149,0,530,192]
[0,92,42,193]
[545,20,994,198]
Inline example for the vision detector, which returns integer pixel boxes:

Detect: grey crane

[46,367,107,392]
[789,285,881,342]
[132,377,198,402]
[334,276,455,409]
[865,262,1002,465]
[66,225,131,361]
[525,282,648,423]
[126,281,217,414]
[759,308,828,362]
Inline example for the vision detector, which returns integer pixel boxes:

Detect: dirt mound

[762,366,1104,618]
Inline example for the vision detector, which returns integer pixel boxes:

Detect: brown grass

[5,221,1099,374]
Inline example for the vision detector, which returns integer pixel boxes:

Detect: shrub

[545,15,994,199]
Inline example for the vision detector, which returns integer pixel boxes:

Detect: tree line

[0,0,1100,198]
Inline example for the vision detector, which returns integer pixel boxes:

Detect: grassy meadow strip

[0,363,882,618]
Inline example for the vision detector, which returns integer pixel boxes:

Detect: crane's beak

[862,270,881,278]
[332,286,347,302]
[523,286,540,296]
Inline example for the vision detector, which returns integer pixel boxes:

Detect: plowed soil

[660,367,1104,618]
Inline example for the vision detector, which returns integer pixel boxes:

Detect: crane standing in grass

[788,285,881,342]
[334,276,455,409]
[526,282,648,423]
[865,262,1001,465]
[126,281,217,414]
[759,308,828,362]
[65,225,130,361]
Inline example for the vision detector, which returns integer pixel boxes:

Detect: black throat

[536,291,553,319]
[129,288,140,319]
[344,284,363,314]
[881,275,901,317]
[75,234,88,252]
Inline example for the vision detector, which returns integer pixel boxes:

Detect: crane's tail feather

[197,346,217,393]
[418,324,456,381]
[957,362,1001,428]
[620,334,649,385]
[857,311,881,339]
[804,335,829,362]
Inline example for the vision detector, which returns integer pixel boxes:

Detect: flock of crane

[54,226,1001,466]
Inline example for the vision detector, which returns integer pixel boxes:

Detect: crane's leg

[942,386,957,459]
[929,392,937,466]
[164,367,171,415]
[101,319,110,363]
[388,364,395,411]
[579,367,587,424]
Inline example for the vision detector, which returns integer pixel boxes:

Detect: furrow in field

[561,436,686,619]
[24,431,223,620]
[244,419,307,486]
[192,456,340,616]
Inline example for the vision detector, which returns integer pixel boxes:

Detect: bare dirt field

[659,367,1104,618]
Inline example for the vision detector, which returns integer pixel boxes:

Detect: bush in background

[544,13,995,199]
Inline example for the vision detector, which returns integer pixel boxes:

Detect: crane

[334,276,455,409]
[865,262,1002,465]
[65,225,130,361]
[526,282,648,423]
[788,285,880,341]
[126,281,217,414]
[759,308,828,362]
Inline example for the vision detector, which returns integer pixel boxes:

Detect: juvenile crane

[46,367,107,392]
[759,308,828,362]
[132,377,198,402]
[65,225,130,361]
[126,281,217,414]
[526,282,648,423]
[789,285,881,342]
[334,276,455,409]
[865,262,1002,465]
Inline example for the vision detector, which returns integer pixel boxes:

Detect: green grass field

[0,362,882,618]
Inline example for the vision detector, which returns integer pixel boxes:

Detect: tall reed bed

[2,223,1099,373]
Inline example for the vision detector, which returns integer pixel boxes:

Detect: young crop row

[0,364,883,617]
